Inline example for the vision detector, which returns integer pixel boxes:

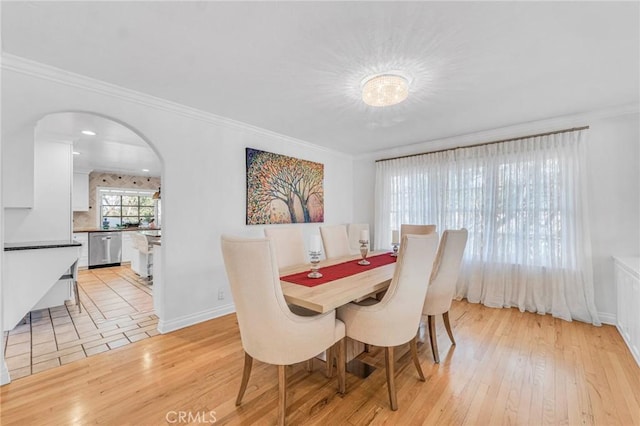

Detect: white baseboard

[598,311,616,326]
[0,360,10,386]
[157,303,235,334]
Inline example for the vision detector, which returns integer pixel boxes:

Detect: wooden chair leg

[428,315,440,364]
[364,344,371,353]
[409,336,425,381]
[278,365,287,426]
[325,346,334,378]
[384,347,398,411]
[306,359,313,373]
[336,339,346,394]
[236,352,253,406]
[443,311,456,345]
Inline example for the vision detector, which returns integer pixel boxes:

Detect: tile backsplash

[73,172,161,229]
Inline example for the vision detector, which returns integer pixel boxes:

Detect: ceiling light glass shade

[361,73,409,107]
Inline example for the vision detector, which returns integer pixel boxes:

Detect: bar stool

[60,259,81,312]
[132,233,153,284]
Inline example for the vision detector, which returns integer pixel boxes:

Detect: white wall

[353,108,640,320]
[586,113,640,321]
[4,137,72,243]
[1,61,354,334]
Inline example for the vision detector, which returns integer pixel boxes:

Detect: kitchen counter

[4,240,82,251]
[140,230,161,238]
[74,227,161,233]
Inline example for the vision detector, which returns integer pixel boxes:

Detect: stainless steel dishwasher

[88,231,122,269]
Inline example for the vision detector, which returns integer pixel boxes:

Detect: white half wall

[353,107,640,320]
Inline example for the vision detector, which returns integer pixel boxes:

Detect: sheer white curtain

[375,130,600,325]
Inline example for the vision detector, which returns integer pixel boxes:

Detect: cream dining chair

[337,233,439,411]
[221,236,346,426]
[264,227,306,269]
[264,226,333,374]
[400,224,436,239]
[422,229,468,363]
[347,223,370,253]
[320,224,351,259]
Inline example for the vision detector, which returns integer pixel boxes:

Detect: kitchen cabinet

[2,128,35,208]
[72,172,90,211]
[614,257,640,366]
[73,230,139,266]
[72,232,89,268]
[615,257,640,367]
[121,231,134,263]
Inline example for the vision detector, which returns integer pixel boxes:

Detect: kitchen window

[98,188,156,228]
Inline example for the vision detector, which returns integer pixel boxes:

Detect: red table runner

[281,253,396,287]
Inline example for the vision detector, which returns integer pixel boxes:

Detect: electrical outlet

[217,289,224,300]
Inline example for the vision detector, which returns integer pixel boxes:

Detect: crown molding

[1,53,352,159]
[361,102,640,161]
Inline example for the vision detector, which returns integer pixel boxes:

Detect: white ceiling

[3,2,639,155]
[36,112,162,177]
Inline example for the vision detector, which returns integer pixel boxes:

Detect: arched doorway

[3,111,164,380]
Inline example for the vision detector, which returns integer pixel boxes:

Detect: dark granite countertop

[4,240,82,251]
[73,227,161,233]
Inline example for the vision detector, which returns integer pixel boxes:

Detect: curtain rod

[375,125,590,163]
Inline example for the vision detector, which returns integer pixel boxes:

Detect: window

[374,130,600,324]
[98,188,155,228]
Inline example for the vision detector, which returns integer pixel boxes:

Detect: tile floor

[3,265,158,380]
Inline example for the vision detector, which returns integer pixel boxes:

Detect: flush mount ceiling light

[361,72,410,107]
[81,130,96,136]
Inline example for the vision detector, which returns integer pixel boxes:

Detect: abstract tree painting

[246,148,324,225]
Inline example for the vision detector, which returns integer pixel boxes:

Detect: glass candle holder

[358,239,370,265]
[308,250,323,278]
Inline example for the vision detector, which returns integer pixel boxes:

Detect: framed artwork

[246,148,324,225]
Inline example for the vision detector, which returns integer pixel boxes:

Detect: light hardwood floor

[1,301,638,425]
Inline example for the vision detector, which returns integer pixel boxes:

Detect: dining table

[279,250,397,367]
[279,250,396,313]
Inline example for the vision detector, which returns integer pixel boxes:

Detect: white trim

[598,311,616,326]
[0,365,9,385]
[156,303,236,334]
[0,361,10,386]
[1,53,351,159]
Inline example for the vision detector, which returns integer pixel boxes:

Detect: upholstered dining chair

[400,224,437,239]
[264,227,306,269]
[264,226,334,375]
[320,224,351,259]
[347,223,370,252]
[337,233,439,411]
[422,229,468,363]
[221,236,346,426]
